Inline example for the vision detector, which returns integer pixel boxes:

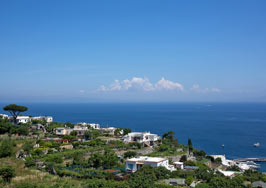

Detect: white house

[125,156,176,172]
[0,114,8,119]
[88,123,100,129]
[54,127,73,135]
[174,161,184,170]
[210,155,235,167]
[31,116,53,123]
[16,116,31,124]
[77,122,100,129]
[100,127,117,135]
[122,132,160,146]
[73,125,88,136]
[218,169,239,177]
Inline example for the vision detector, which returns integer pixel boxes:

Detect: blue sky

[0,0,266,102]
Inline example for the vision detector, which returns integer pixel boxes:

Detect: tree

[186,176,194,186]
[0,166,16,183]
[88,153,104,169]
[3,104,28,124]
[0,140,14,158]
[123,151,137,159]
[161,131,178,150]
[0,118,12,134]
[128,165,156,188]
[102,151,119,169]
[16,126,29,135]
[123,128,131,135]
[188,138,193,155]
[180,155,187,162]
[70,130,78,136]
[22,141,34,153]
[114,128,123,136]
[84,129,101,140]
[153,166,171,180]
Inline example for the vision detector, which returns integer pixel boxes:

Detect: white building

[73,125,88,136]
[0,114,8,119]
[125,156,176,172]
[122,132,160,146]
[210,155,235,167]
[54,127,73,135]
[174,161,184,170]
[218,169,239,177]
[88,123,100,129]
[77,122,100,129]
[100,127,117,135]
[31,116,53,123]
[16,116,31,124]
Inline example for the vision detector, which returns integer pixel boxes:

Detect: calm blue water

[1,103,266,171]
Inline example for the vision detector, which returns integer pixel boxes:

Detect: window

[128,164,134,170]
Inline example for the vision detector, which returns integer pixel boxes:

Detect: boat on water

[221,144,224,148]
[254,142,260,147]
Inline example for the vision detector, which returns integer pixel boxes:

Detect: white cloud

[155,77,184,91]
[191,84,221,93]
[98,77,184,92]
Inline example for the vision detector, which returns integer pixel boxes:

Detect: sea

[1,102,266,172]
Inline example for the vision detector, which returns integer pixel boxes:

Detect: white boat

[254,142,260,147]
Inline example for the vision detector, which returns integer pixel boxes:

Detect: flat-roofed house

[122,132,160,146]
[55,127,73,135]
[77,122,100,129]
[16,116,31,124]
[73,125,88,136]
[31,116,53,123]
[125,156,176,172]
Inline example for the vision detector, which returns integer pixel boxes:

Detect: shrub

[185,176,194,186]
[13,182,37,188]
[123,151,137,159]
[180,155,187,162]
[0,140,14,158]
[0,166,16,183]
[25,157,35,167]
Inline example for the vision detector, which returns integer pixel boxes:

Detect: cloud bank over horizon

[97,77,220,94]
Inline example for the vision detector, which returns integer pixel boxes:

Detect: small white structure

[31,116,53,123]
[125,156,176,172]
[88,123,100,129]
[54,127,73,135]
[100,127,117,135]
[73,125,88,136]
[0,114,8,119]
[16,116,31,124]
[77,122,100,129]
[174,161,184,170]
[218,169,239,177]
[210,155,235,167]
[123,132,160,146]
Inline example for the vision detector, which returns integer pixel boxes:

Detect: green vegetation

[3,104,28,124]
[1,107,266,188]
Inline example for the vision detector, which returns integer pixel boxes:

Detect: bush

[184,160,196,166]
[45,155,63,163]
[123,151,137,159]
[0,166,16,183]
[13,182,37,188]
[0,140,14,158]
[23,141,34,153]
[185,176,194,186]
[180,155,187,162]
[25,157,35,167]
[128,165,156,188]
